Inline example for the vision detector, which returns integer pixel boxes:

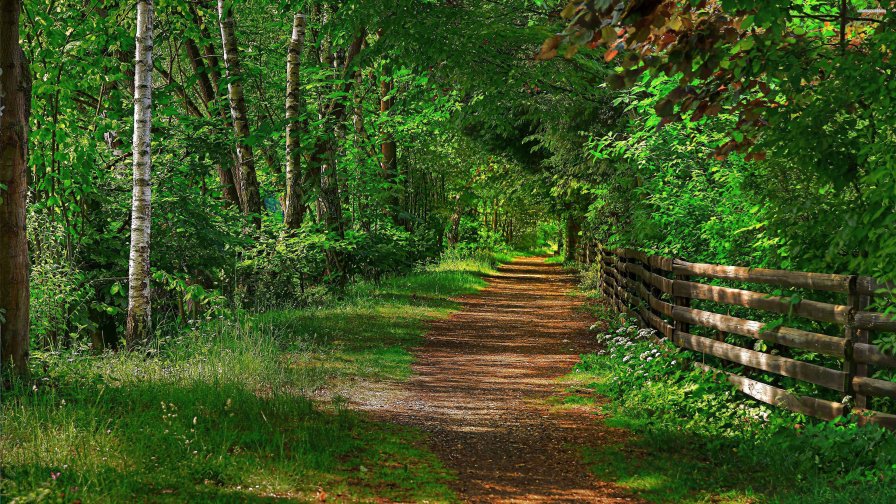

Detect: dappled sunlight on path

[359,257,641,503]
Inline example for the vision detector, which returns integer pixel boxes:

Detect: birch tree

[0,0,31,374]
[125,0,154,348]
[283,13,306,229]
[217,0,262,228]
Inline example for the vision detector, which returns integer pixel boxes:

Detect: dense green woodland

[1,0,894,369]
[2,0,896,501]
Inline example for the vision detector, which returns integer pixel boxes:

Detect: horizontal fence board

[620,263,673,294]
[615,248,648,264]
[853,376,896,400]
[648,255,673,272]
[671,306,846,357]
[674,330,846,392]
[650,296,674,318]
[855,409,896,430]
[673,260,852,293]
[853,343,896,369]
[644,310,674,339]
[604,264,623,284]
[694,363,845,420]
[630,280,675,316]
[673,280,851,325]
[857,277,896,296]
[613,248,674,272]
[855,311,896,332]
[601,247,896,429]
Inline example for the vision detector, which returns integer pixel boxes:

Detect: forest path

[358,257,639,503]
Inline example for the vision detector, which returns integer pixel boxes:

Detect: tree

[0,0,31,375]
[217,0,262,228]
[379,71,399,221]
[310,22,366,278]
[125,0,154,349]
[284,13,306,229]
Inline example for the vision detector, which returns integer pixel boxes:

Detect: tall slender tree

[217,0,262,228]
[379,72,400,221]
[125,0,154,348]
[283,13,306,229]
[185,37,241,207]
[0,0,31,375]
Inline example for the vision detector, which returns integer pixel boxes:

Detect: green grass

[1,252,508,503]
[565,315,896,504]
[543,255,565,265]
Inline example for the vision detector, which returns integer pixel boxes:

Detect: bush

[576,318,896,502]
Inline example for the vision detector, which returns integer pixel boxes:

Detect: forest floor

[14,254,862,503]
[354,257,640,503]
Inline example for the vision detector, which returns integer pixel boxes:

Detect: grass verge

[566,304,896,504]
[1,251,510,503]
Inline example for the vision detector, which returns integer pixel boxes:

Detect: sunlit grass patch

[2,250,512,503]
[567,317,896,504]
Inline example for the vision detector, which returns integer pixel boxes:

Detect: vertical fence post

[621,252,633,317]
[645,254,660,320]
[614,251,627,319]
[843,275,870,412]
[856,290,873,410]
[672,259,690,342]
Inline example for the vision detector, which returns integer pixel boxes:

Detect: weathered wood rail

[596,246,896,430]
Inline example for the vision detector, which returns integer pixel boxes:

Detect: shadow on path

[359,257,641,503]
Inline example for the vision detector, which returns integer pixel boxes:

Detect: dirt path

[360,257,638,503]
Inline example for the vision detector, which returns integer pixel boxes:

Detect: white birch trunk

[284,13,306,229]
[126,0,154,348]
[217,0,262,227]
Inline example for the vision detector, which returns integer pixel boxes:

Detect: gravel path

[360,257,639,503]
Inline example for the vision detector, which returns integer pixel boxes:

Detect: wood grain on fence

[596,247,896,429]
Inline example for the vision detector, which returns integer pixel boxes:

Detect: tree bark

[564,215,580,263]
[0,0,30,375]
[217,0,262,228]
[379,74,399,221]
[184,37,241,207]
[126,0,154,349]
[314,28,365,278]
[283,14,306,229]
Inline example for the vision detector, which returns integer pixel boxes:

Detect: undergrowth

[1,250,511,503]
[571,308,896,504]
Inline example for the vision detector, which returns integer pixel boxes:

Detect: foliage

[1,251,509,502]
[571,318,896,503]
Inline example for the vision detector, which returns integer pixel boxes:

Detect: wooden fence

[597,246,896,430]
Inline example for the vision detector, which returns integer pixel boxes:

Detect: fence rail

[596,246,896,430]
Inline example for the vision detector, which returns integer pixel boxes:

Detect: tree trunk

[447,193,463,246]
[126,0,154,349]
[315,29,365,278]
[0,0,30,375]
[217,0,262,228]
[379,74,399,222]
[185,37,241,207]
[283,14,306,229]
[564,215,580,263]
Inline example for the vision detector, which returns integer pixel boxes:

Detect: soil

[359,257,640,503]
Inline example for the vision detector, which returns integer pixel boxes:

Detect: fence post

[672,259,690,341]
[843,275,870,412]
[856,291,873,410]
